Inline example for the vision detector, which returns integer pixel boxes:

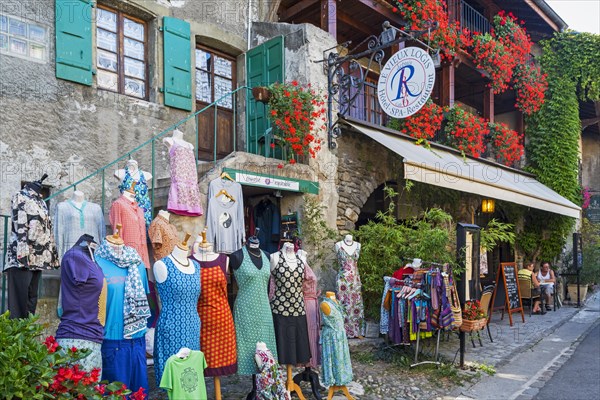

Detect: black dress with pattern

[270,252,311,365]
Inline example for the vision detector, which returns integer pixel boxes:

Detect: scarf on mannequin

[96,239,150,338]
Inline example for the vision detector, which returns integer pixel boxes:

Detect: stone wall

[582,132,600,193]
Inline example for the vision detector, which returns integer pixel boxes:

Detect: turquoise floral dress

[320,297,353,387]
[119,165,152,227]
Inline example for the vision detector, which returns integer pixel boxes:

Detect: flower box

[460,318,486,332]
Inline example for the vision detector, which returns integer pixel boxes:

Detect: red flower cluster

[463,300,486,320]
[394,101,444,141]
[44,335,59,353]
[472,33,514,94]
[267,81,326,161]
[443,107,489,157]
[512,62,547,115]
[488,122,524,166]
[393,0,471,60]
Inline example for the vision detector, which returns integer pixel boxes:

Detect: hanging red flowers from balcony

[388,100,444,141]
[266,81,326,162]
[513,62,548,115]
[443,107,489,157]
[488,122,524,166]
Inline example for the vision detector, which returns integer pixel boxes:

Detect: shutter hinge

[92,68,97,75]
[158,26,164,32]
[159,87,164,93]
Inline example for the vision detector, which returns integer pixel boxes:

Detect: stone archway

[335,131,403,233]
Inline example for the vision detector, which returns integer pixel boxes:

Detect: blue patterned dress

[119,165,152,227]
[233,247,278,375]
[154,257,201,385]
[320,297,353,387]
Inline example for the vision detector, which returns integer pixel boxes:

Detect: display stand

[293,367,323,400]
[490,262,525,326]
[214,376,221,400]
[286,365,306,400]
[327,385,354,400]
[410,327,441,368]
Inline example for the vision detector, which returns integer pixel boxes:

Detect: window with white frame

[0,13,48,62]
[96,6,147,99]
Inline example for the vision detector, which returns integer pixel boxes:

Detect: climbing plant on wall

[523,32,600,261]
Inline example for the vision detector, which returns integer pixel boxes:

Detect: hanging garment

[148,214,179,262]
[56,236,105,344]
[255,347,291,400]
[254,199,280,253]
[270,252,311,365]
[6,187,59,271]
[166,141,203,216]
[160,351,208,400]
[335,245,366,338]
[95,239,150,339]
[118,165,152,226]
[54,200,105,259]
[109,196,151,268]
[154,257,201,385]
[320,297,353,387]
[206,178,245,253]
[302,262,321,368]
[380,276,394,335]
[193,253,237,377]
[233,247,278,375]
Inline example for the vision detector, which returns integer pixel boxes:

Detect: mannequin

[6,174,59,319]
[229,232,277,400]
[109,182,151,269]
[334,235,366,339]
[95,224,150,394]
[71,190,85,206]
[158,209,170,221]
[269,242,310,400]
[254,342,290,400]
[153,233,202,386]
[164,128,203,217]
[192,229,236,400]
[148,210,179,263]
[114,159,152,182]
[320,292,354,400]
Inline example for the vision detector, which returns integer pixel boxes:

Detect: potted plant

[460,300,487,332]
[265,80,326,161]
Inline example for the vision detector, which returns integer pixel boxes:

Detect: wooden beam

[267,0,283,22]
[355,0,402,23]
[524,0,559,32]
[320,0,337,39]
[581,117,600,129]
[441,63,455,107]
[337,9,375,37]
[278,0,319,21]
[483,87,494,122]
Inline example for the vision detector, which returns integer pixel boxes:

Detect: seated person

[518,263,543,314]
[537,262,556,311]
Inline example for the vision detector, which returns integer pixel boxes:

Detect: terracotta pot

[252,86,271,103]
[460,318,486,332]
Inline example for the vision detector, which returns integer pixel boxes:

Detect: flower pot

[252,86,271,103]
[567,283,588,303]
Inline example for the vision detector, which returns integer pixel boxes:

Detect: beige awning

[341,118,581,219]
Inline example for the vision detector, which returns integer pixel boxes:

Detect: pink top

[109,196,151,268]
[167,141,203,217]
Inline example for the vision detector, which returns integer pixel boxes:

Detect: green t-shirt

[160,351,208,400]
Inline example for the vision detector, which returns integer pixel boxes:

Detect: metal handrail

[44,86,252,212]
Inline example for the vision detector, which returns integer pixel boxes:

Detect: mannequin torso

[270,242,298,272]
[158,210,170,221]
[154,246,195,283]
[335,235,359,256]
[122,191,137,203]
[70,190,85,208]
[163,129,194,150]
[114,160,152,182]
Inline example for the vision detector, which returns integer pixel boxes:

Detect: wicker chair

[479,290,494,343]
[519,278,541,316]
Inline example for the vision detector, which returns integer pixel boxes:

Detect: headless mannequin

[163,128,194,151]
[335,234,359,256]
[158,209,170,222]
[269,242,306,400]
[229,236,264,400]
[153,234,194,284]
[321,292,355,400]
[114,159,152,183]
[122,187,137,203]
[71,190,85,207]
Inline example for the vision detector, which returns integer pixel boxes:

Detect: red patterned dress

[193,253,237,376]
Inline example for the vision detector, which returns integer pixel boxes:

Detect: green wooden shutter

[55,0,93,85]
[163,17,192,111]
[246,36,284,155]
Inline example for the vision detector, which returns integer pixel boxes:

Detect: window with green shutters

[55,0,93,85]
[246,36,284,156]
[163,16,192,111]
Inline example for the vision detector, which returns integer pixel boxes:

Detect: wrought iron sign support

[321,21,438,149]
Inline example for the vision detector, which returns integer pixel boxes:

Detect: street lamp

[481,198,495,213]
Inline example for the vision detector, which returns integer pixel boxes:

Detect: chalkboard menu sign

[490,262,525,326]
[585,195,600,223]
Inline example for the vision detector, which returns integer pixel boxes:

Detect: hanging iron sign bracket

[318,21,439,149]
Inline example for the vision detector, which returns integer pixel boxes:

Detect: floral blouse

[6,187,59,271]
[118,166,152,227]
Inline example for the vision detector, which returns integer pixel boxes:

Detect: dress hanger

[216,189,235,202]
[220,171,234,182]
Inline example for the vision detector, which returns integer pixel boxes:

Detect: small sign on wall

[377,47,436,119]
